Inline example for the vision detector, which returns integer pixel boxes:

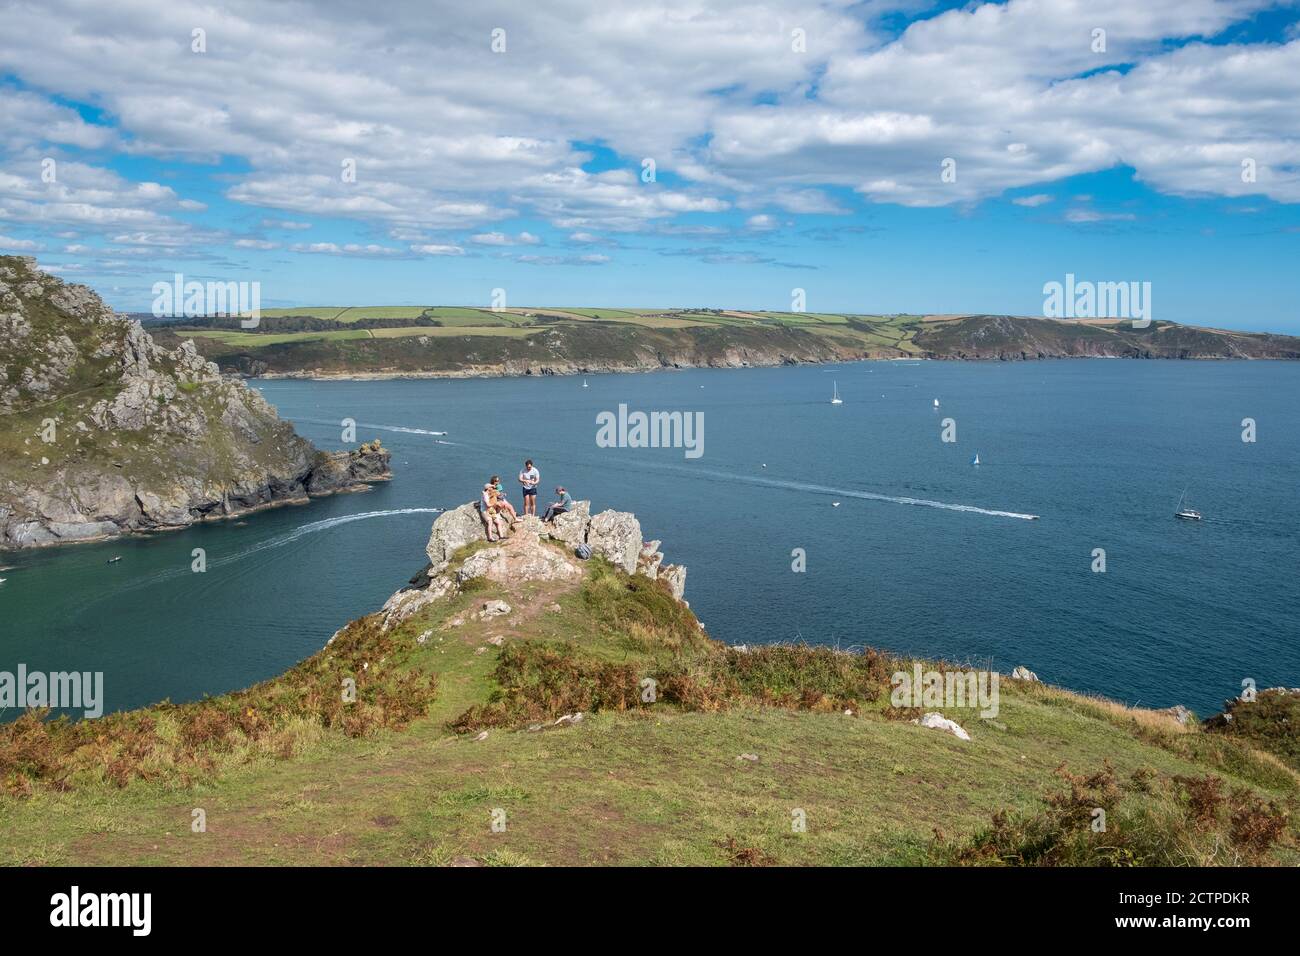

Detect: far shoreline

[241,351,1298,384]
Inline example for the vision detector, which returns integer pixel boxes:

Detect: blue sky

[1,0,1298,330]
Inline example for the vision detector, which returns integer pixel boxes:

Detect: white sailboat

[831,381,843,405]
[971,453,980,466]
[933,398,940,408]
[582,378,589,388]
[1175,488,1202,521]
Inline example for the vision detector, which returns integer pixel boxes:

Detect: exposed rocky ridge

[380,504,687,631]
[0,256,391,549]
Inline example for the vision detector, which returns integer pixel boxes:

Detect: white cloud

[412,243,465,256]
[1012,194,1054,207]
[0,0,1297,259]
[290,242,406,257]
[234,238,279,249]
[1065,209,1137,223]
[470,231,542,246]
[0,234,41,251]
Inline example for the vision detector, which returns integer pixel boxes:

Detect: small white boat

[971,453,980,466]
[832,502,841,507]
[831,381,843,405]
[1175,488,1202,521]
[933,398,940,408]
[582,378,589,388]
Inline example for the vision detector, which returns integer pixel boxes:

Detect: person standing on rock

[543,486,573,523]
[518,459,540,516]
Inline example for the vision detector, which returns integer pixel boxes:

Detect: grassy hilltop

[2,526,1296,867]
[148,307,1300,379]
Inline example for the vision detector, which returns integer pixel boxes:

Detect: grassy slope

[2,549,1295,867]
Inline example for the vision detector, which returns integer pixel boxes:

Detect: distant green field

[256,306,523,326]
[186,328,373,346]
[185,326,538,347]
[183,307,945,352]
[369,326,535,339]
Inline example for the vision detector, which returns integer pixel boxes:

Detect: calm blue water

[2,360,1297,719]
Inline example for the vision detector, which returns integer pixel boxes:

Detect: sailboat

[933,398,940,408]
[582,378,589,388]
[971,453,980,466]
[831,381,843,405]
[1175,488,1202,521]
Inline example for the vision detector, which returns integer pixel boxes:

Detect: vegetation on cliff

[1,512,1294,867]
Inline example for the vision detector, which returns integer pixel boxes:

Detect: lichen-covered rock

[638,539,664,579]
[547,499,591,547]
[425,502,489,572]
[917,712,971,741]
[586,509,642,574]
[456,533,581,586]
[659,563,687,601]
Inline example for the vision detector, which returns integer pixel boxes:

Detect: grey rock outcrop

[586,509,642,574]
[425,502,489,572]
[386,502,687,632]
[548,499,591,547]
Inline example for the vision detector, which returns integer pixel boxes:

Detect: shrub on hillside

[934,761,1293,866]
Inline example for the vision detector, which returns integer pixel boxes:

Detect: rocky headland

[0,255,391,549]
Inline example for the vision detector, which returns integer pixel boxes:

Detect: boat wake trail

[105,508,444,598]
[292,418,448,437]
[210,508,445,568]
[655,464,1041,521]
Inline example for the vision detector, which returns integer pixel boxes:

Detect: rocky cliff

[0,256,391,549]
[379,503,687,631]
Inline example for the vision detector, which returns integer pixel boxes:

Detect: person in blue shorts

[518,459,540,516]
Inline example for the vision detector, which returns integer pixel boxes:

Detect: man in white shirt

[518,459,540,516]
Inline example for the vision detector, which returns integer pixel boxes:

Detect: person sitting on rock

[479,483,509,541]
[489,475,518,522]
[543,486,573,523]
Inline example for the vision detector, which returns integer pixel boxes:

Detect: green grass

[2,542,1296,867]
[185,328,374,346]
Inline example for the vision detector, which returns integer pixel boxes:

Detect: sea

[2,359,1297,719]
